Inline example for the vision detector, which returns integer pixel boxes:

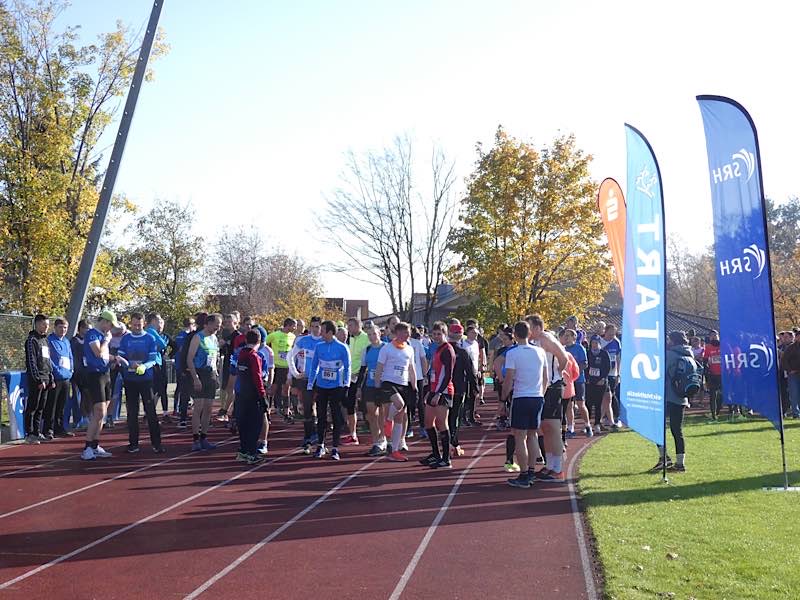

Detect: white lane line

[566,439,599,600]
[0,437,240,521]
[389,435,501,600]
[0,446,303,591]
[184,439,423,599]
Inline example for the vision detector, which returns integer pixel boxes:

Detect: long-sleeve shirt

[25,330,53,385]
[307,339,351,390]
[587,349,611,385]
[288,334,322,379]
[47,333,74,382]
[117,332,159,382]
[235,347,267,399]
[145,326,169,366]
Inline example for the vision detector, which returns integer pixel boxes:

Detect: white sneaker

[81,447,96,461]
[399,442,409,452]
[615,420,623,428]
[93,445,112,458]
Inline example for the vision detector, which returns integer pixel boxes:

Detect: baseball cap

[449,324,464,336]
[99,310,120,327]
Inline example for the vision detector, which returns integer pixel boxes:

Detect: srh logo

[711,148,755,184]
[719,244,766,278]
[723,341,774,377]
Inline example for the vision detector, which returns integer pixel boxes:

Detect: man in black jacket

[24,315,54,444]
[447,324,478,458]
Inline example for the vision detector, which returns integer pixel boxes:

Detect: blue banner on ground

[697,96,781,429]
[619,125,666,446]
[2,371,26,440]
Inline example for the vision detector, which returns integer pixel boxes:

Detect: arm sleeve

[144,338,159,369]
[307,347,319,390]
[342,345,351,386]
[434,347,454,394]
[288,343,302,378]
[25,337,41,382]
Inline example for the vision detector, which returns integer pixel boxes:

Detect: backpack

[670,353,702,398]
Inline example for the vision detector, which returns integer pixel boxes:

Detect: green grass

[579,416,800,600]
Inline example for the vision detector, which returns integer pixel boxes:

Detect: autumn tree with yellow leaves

[449,127,611,328]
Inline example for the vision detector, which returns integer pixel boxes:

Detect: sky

[59,0,800,315]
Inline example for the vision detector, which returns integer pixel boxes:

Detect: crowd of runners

[21,308,800,486]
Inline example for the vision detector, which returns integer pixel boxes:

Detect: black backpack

[670,353,702,397]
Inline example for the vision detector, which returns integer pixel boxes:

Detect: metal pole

[65,0,164,336]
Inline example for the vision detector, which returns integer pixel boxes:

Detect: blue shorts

[510,396,544,430]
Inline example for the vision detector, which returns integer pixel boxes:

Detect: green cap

[99,310,120,327]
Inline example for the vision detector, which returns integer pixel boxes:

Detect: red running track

[0,396,599,600]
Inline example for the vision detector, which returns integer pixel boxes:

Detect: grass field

[579,415,800,600]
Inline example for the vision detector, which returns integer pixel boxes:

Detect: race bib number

[710,355,720,364]
[322,368,337,381]
[393,365,407,376]
[41,346,50,359]
[368,369,376,381]
[589,368,600,377]
[59,356,71,369]
[279,351,288,361]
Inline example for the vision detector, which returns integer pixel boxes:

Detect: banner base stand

[761,487,800,492]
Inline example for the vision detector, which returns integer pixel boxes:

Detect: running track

[0,395,599,599]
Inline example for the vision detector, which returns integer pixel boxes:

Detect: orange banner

[597,178,626,297]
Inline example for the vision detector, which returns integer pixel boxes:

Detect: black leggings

[587,384,606,426]
[315,386,344,448]
[667,402,685,455]
[448,393,464,447]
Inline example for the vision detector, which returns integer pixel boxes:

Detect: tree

[206,227,331,330]
[123,200,204,330]
[0,0,166,315]
[767,197,800,328]
[322,135,457,323]
[449,126,610,328]
[666,236,718,319]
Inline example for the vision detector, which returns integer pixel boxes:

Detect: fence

[0,314,33,372]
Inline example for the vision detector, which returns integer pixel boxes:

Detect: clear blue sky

[63,1,800,314]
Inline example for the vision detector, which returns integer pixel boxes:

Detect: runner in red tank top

[419,322,456,469]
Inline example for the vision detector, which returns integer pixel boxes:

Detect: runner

[342,317,370,446]
[45,317,74,439]
[24,315,53,444]
[586,337,611,434]
[288,316,322,454]
[561,328,591,438]
[599,324,622,429]
[80,311,120,460]
[117,312,163,454]
[461,325,481,425]
[491,327,518,471]
[447,323,476,459]
[359,327,387,456]
[407,325,429,440]
[703,330,723,421]
[526,314,570,482]
[233,329,269,464]
[502,321,548,489]
[186,313,222,451]
[145,313,171,422]
[172,316,196,427]
[266,318,297,421]
[307,320,350,460]
[216,313,239,422]
[419,322,456,469]
[375,321,417,462]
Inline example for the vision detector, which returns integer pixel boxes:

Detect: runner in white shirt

[461,328,481,425]
[407,330,428,441]
[375,321,417,462]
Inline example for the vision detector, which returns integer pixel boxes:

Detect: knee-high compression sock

[427,427,440,459]
[439,429,451,462]
[391,421,404,452]
[506,434,516,463]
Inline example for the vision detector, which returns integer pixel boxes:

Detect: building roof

[586,305,719,336]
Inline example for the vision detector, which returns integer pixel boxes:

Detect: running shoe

[503,462,520,473]
[399,442,409,452]
[104,417,115,428]
[314,445,327,459]
[178,420,188,428]
[584,426,594,438]
[246,454,265,465]
[367,445,385,457]
[41,432,54,441]
[303,443,312,455]
[126,445,140,454]
[80,447,96,460]
[535,468,551,479]
[94,445,112,458]
[405,429,414,439]
[649,457,673,472]
[191,440,202,451]
[386,451,408,462]
[419,428,428,439]
[331,448,341,461]
[25,435,40,445]
[201,438,217,450]
[566,430,576,439]
[153,446,166,454]
[236,451,249,462]
[256,442,268,456]
[419,454,439,466]
[429,459,451,469]
[55,430,75,438]
[341,435,359,446]
[538,470,566,482]
[667,463,686,472]
[507,474,532,489]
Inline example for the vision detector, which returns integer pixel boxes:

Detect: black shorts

[707,373,721,390]
[510,396,544,430]
[363,386,382,405]
[343,384,358,415]
[273,367,289,389]
[541,383,565,420]
[573,382,586,402]
[193,368,218,400]
[86,371,112,405]
[380,381,414,407]
[425,391,453,408]
[291,376,308,392]
[607,376,619,395]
